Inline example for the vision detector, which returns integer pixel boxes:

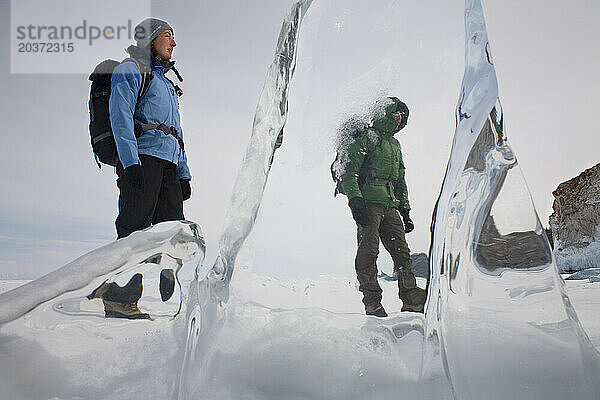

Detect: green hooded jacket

[340,98,411,213]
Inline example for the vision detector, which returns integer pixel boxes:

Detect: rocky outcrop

[549,163,600,271]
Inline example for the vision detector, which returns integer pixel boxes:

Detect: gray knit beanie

[134,18,174,48]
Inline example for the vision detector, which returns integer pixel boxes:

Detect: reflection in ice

[475,215,551,271]
[0,221,204,400]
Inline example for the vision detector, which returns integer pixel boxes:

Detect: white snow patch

[555,225,600,272]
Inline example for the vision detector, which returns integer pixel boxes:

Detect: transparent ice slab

[424,0,600,398]
[195,0,463,398]
[222,0,465,282]
[212,0,313,295]
[0,221,205,400]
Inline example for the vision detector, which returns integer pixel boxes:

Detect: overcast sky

[1,0,599,279]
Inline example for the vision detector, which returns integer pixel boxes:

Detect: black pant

[355,203,416,307]
[115,155,184,239]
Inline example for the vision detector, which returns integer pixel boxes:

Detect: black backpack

[88,58,153,168]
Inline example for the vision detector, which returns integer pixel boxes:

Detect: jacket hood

[126,45,176,71]
[371,97,409,137]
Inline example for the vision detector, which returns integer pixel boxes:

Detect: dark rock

[549,163,600,271]
[377,252,429,280]
[411,253,429,278]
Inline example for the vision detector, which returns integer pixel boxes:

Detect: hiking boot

[400,287,427,313]
[87,274,150,319]
[103,300,150,319]
[102,274,144,304]
[365,303,388,317]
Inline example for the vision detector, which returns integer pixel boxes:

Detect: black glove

[349,197,369,226]
[123,164,144,190]
[401,211,414,233]
[180,179,191,201]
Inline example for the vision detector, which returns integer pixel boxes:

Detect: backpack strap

[134,123,185,153]
[164,75,184,97]
[121,57,154,103]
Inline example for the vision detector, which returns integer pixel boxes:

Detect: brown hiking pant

[355,203,417,307]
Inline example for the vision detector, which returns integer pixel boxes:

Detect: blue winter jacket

[109,45,191,180]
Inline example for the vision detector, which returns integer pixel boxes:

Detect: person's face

[392,111,403,128]
[152,30,176,61]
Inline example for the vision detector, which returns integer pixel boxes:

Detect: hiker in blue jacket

[110,18,191,239]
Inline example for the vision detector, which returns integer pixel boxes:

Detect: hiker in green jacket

[339,97,426,316]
